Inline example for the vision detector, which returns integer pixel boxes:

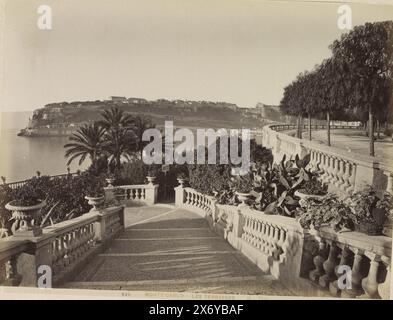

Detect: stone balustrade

[0,205,125,287]
[262,124,393,195]
[175,186,392,299]
[105,184,158,206]
[176,187,215,217]
[308,226,391,299]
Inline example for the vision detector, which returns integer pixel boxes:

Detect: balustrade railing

[263,124,393,195]
[175,186,392,299]
[0,205,125,287]
[308,226,391,299]
[47,213,98,283]
[182,187,214,216]
[107,183,158,206]
[240,208,303,264]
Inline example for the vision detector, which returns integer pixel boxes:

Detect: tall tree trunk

[377,120,380,140]
[369,106,375,156]
[327,111,331,146]
[298,115,303,139]
[365,121,368,137]
[308,113,312,141]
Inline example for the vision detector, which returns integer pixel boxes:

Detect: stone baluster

[319,241,340,288]
[361,253,382,299]
[242,217,250,242]
[378,258,391,300]
[347,163,356,194]
[62,234,71,268]
[329,245,351,296]
[2,255,22,286]
[343,248,365,298]
[271,226,282,260]
[256,221,263,249]
[309,237,328,283]
[334,159,346,189]
[260,223,268,253]
[250,219,256,245]
[267,224,275,256]
[341,161,351,191]
[320,154,329,182]
[326,156,336,183]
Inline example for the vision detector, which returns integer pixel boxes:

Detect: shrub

[297,195,354,232]
[116,160,149,185]
[344,187,389,227]
[0,185,13,231]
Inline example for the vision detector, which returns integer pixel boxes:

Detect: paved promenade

[65,205,294,296]
[299,129,393,164]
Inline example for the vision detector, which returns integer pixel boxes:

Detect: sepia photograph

[0,0,392,301]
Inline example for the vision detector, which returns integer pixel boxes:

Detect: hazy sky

[0,0,392,111]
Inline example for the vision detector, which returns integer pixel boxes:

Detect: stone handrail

[105,183,159,206]
[262,124,393,194]
[174,186,391,299]
[0,205,125,287]
[270,123,362,132]
[179,187,215,217]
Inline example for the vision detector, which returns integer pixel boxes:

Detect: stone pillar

[232,208,245,239]
[354,162,377,191]
[12,233,55,287]
[145,184,158,205]
[174,186,185,207]
[104,186,115,203]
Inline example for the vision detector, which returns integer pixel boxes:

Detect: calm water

[0,112,89,182]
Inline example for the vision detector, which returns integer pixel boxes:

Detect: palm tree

[98,107,138,170]
[64,123,106,169]
[131,115,155,157]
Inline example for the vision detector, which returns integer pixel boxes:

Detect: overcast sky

[0,0,392,111]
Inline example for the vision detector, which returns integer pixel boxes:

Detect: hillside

[19,97,280,137]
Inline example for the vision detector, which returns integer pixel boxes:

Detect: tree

[330,21,393,156]
[131,115,155,157]
[280,72,308,139]
[312,58,348,146]
[64,123,106,169]
[98,107,138,171]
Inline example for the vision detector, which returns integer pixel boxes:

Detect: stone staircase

[63,205,294,296]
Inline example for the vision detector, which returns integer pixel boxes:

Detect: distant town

[18,96,290,137]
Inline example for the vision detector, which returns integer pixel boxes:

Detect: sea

[0,111,89,183]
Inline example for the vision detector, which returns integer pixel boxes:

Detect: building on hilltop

[127,97,148,104]
[110,96,127,103]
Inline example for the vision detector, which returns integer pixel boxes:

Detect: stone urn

[177,178,187,187]
[85,195,105,212]
[236,191,251,206]
[294,190,326,201]
[5,199,46,236]
[147,176,156,185]
[105,178,115,188]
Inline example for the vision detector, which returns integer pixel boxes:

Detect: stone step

[106,237,234,255]
[72,252,262,282]
[120,228,216,239]
[63,275,294,296]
